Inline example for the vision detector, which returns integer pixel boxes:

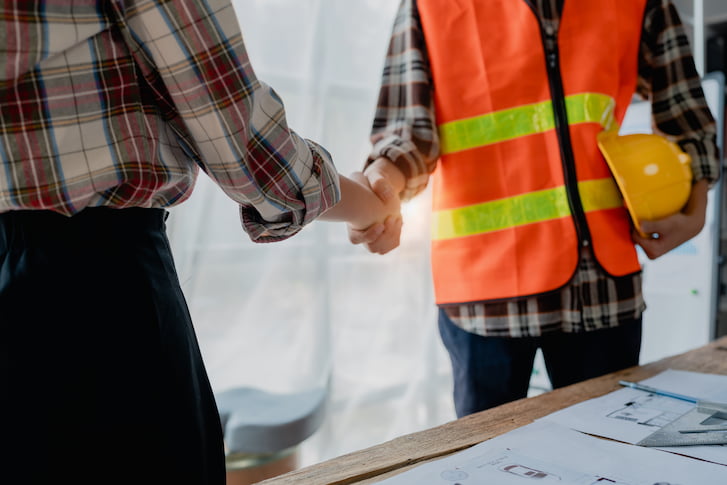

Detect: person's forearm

[636,178,710,260]
[319,174,386,229]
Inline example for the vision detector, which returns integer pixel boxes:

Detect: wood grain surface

[260,336,727,485]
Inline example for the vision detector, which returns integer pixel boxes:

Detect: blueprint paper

[377,421,726,484]
[539,369,727,465]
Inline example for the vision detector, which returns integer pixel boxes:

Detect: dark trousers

[438,308,642,418]
[0,208,225,485]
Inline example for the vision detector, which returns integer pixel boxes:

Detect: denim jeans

[438,307,642,417]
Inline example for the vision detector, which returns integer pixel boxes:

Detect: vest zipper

[535,14,593,250]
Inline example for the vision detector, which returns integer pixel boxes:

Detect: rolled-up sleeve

[368,0,440,201]
[123,0,340,241]
[638,0,720,186]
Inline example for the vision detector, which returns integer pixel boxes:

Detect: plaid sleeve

[368,0,440,201]
[638,0,720,185]
[122,0,340,241]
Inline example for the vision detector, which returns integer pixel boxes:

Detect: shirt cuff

[241,139,340,243]
[678,136,721,187]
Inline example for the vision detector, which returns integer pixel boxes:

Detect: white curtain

[166,0,457,466]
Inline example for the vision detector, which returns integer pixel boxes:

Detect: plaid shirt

[371,0,720,337]
[0,0,340,243]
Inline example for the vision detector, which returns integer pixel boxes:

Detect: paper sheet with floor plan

[377,420,726,484]
[538,369,727,465]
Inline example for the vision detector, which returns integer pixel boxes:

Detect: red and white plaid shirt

[0,0,340,242]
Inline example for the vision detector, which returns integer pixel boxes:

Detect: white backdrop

[166,0,455,466]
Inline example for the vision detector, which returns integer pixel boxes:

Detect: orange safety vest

[418,0,645,305]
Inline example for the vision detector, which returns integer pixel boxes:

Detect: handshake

[322,157,405,255]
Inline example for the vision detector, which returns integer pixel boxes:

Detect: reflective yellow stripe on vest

[439,93,615,155]
[432,178,622,240]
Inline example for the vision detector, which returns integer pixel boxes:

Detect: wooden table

[260,336,727,484]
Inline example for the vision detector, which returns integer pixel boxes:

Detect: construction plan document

[539,369,727,465]
[377,420,726,484]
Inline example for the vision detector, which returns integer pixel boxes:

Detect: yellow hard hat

[596,131,692,237]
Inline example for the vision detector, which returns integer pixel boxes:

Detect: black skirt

[0,207,225,485]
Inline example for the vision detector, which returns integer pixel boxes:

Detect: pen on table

[617,380,699,403]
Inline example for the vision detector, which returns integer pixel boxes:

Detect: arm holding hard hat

[597,130,714,262]
[625,2,720,260]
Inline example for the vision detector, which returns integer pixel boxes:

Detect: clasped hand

[347,159,405,255]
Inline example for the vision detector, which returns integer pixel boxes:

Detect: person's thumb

[368,172,395,203]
